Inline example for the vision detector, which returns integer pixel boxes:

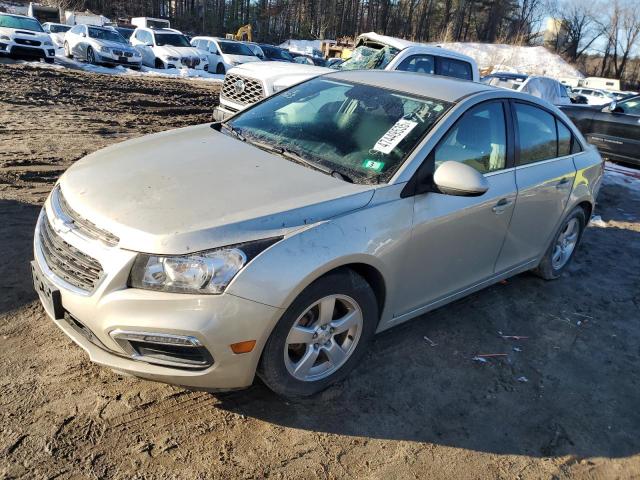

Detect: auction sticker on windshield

[373,119,418,154]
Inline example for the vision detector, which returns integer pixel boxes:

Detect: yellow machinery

[226,24,252,42]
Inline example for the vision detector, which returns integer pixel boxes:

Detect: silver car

[32,71,603,398]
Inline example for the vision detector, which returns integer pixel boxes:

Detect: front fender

[226,184,414,326]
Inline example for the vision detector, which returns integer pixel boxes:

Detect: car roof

[325,70,491,102]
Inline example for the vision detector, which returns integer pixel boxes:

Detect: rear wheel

[215,63,225,74]
[154,58,165,69]
[44,57,54,64]
[533,206,586,280]
[64,42,72,58]
[258,269,378,398]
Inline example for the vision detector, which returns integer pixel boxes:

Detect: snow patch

[603,162,640,200]
[437,42,583,79]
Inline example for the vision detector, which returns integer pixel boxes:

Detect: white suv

[0,12,55,63]
[130,27,208,70]
[214,32,479,121]
[191,36,261,74]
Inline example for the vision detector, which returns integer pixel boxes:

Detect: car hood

[92,39,135,51]
[58,124,374,254]
[224,54,261,64]
[154,45,202,58]
[232,60,330,80]
[0,27,50,42]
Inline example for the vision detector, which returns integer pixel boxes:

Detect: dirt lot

[1,63,639,480]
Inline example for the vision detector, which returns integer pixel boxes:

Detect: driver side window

[434,102,507,174]
[619,98,640,115]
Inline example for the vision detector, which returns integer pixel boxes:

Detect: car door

[587,97,640,162]
[206,40,222,67]
[494,101,577,271]
[399,100,517,315]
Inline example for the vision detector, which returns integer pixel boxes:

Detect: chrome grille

[221,74,264,106]
[53,186,119,247]
[39,213,103,292]
[181,56,200,68]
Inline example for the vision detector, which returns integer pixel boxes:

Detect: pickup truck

[214,32,479,121]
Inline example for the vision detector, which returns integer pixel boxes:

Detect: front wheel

[44,57,54,64]
[533,206,586,280]
[64,42,72,58]
[86,47,96,65]
[258,269,378,398]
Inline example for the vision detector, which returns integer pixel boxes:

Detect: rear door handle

[492,198,513,214]
[556,177,571,188]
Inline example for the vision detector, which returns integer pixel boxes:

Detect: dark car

[561,96,640,166]
[256,43,293,62]
[289,51,327,67]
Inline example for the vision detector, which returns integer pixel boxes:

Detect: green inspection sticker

[362,159,385,173]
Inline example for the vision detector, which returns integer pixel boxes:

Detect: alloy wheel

[552,217,580,270]
[284,294,363,382]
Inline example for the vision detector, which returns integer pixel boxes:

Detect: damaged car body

[32,71,603,398]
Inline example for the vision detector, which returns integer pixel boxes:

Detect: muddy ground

[1,63,639,480]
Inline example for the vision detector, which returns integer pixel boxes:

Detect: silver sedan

[32,71,602,398]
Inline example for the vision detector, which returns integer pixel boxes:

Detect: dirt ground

[1,63,639,480]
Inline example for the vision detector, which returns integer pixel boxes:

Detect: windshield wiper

[220,122,246,142]
[278,148,354,183]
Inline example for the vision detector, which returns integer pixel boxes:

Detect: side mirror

[80,32,86,37]
[433,161,489,197]
[603,100,617,113]
[145,41,153,47]
[210,49,218,55]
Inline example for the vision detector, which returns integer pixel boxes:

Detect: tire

[86,47,95,65]
[258,269,378,398]
[64,42,72,59]
[44,57,54,64]
[215,63,225,74]
[154,58,165,69]
[533,206,586,280]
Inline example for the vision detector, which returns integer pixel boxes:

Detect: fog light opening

[109,330,214,370]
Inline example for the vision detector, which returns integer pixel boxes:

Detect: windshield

[261,45,293,61]
[218,41,255,56]
[88,27,127,43]
[227,78,450,184]
[155,33,191,47]
[0,14,43,32]
[49,24,71,33]
[338,45,399,71]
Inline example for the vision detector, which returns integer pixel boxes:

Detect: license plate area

[118,56,127,63]
[31,260,64,319]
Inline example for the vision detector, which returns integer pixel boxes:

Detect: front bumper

[213,104,239,122]
[0,41,55,59]
[97,52,142,67]
[32,207,283,390]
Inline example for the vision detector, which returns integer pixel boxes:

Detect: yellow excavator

[226,25,252,42]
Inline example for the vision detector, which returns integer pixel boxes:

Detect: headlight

[164,55,179,61]
[44,40,53,46]
[129,238,281,294]
[0,35,10,41]
[100,46,111,53]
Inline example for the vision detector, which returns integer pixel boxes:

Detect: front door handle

[492,198,513,214]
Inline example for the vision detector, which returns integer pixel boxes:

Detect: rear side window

[437,57,473,80]
[557,120,572,156]
[434,101,507,174]
[514,103,557,165]
[397,55,435,75]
